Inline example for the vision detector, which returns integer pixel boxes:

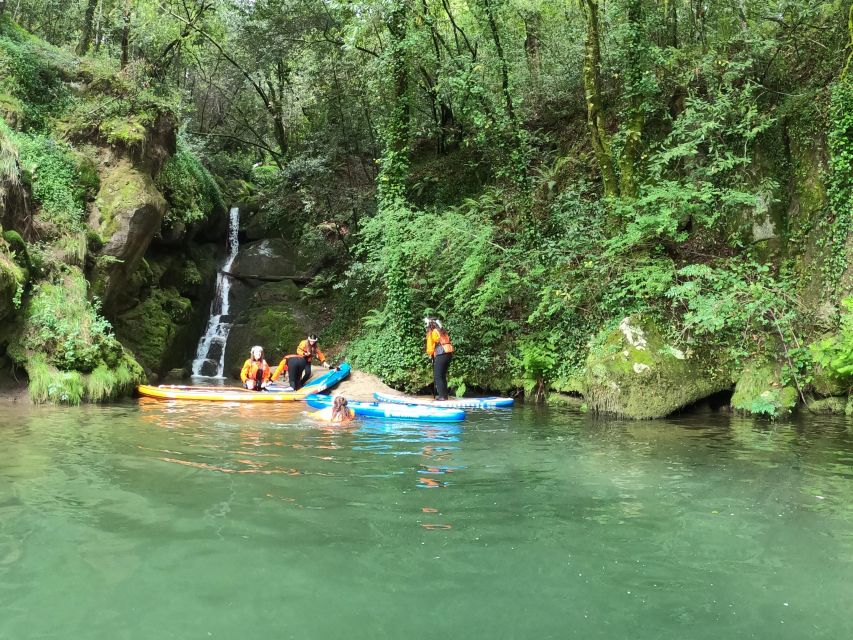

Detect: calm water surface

[1,400,852,639]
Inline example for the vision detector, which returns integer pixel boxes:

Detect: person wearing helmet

[424,318,454,400]
[283,333,328,391]
[240,345,272,390]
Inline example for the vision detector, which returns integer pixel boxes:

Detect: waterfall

[191,206,240,378]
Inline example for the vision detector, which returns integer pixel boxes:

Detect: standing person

[425,317,454,400]
[240,345,272,391]
[289,333,327,390]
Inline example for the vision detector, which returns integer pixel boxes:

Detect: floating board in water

[138,363,351,402]
[373,391,514,409]
[305,394,465,422]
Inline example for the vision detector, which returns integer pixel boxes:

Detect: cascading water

[191,206,240,378]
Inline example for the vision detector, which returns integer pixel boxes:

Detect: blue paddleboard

[373,391,514,409]
[305,393,466,422]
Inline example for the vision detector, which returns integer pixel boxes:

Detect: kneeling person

[240,346,272,391]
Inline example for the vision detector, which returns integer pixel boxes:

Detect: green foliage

[157,139,225,228]
[25,353,85,405]
[811,298,853,385]
[17,270,123,372]
[821,78,853,295]
[0,18,71,129]
[3,123,86,232]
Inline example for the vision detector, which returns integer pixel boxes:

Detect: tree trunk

[579,0,618,197]
[77,0,99,55]
[482,0,516,125]
[120,0,132,69]
[522,10,543,92]
[93,0,104,53]
[663,0,678,47]
[618,0,645,198]
[378,0,410,206]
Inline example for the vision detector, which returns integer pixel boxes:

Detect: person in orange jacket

[240,345,272,390]
[425,317,454,400]
[285,333,328,391]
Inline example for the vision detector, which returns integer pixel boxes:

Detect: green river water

[1,399,852,639]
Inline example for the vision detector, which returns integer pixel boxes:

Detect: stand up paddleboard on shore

[138,364,351,402]
[373,391,514,409]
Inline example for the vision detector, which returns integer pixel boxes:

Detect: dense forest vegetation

[0,0,852,418]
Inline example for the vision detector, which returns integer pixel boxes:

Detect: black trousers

[433,353,452,398]
[287,356,311,390]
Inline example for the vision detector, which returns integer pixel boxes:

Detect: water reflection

[3,402,853,639]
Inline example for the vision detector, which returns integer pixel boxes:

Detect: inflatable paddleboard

[138,363,351,402]
[373,391,514,409]
[305,393,465,422]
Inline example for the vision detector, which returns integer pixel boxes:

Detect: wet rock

[583,316,731,419]
[90,159,167,317]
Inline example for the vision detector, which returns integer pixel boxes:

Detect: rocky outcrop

[90,158,168,316]
[0,229,24,322]
[223,279,314,379]
[583,317,731,419]
[112,246,218,379]
[731,360,798,418]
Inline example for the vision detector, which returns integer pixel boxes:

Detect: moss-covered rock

[90,158,167,315]
[113,287,196,377]
[6,266,145,403]
[806,396,847,415]
[810,363,849,397]
[731,361,798,418]
[0,227,25,321]
[582,317,731,419]
[231,238,320,281]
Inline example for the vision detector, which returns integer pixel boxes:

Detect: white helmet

[250,345,264,359]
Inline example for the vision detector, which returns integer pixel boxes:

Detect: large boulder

[731,360,798,418]
[90,159,167,316]
[583,317,730,419]
[231,238,318,280]
[112,247,219,379]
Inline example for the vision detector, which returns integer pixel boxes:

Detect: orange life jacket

[240,359,271,385]
[296,340,325,364]
[426,328,454,357]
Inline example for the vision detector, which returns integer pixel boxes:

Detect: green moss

[114,287,194,375]
[731,362,798,418]
[85,353,144,402]
[582,317,731,419]
[71,150,100,197]
[25,353,85,405]
[0,229,25,320]
[156,140,226,228]
[806,396,847,415]
[12,268,123,372]
[94,160,165,241]
[100,115,148,147]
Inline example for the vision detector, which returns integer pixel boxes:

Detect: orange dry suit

[296,340,326,364]
[272,355,302,382]
[240,358,272,390]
